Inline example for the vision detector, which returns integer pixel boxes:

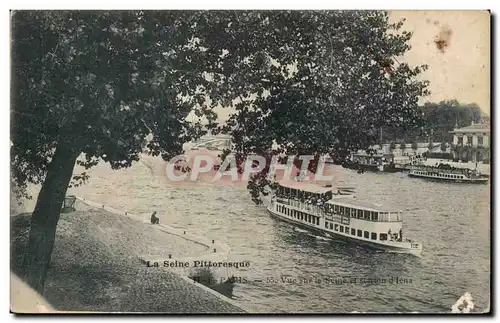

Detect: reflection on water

[70,157,490,313]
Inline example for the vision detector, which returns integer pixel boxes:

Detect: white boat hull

[267,205,422,256]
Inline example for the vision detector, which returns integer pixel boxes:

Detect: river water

[69,155,490,313]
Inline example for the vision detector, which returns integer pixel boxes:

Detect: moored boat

[343,153,398,172]
[408,165,488,184]
[267,181,422,256]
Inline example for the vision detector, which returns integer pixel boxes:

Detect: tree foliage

[11,10,269,292]
[11,11,234,201]
[420,100,487,142]
[199,11,430,204]
[11,10,430,291]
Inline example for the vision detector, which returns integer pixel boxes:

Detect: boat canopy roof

[326,197,401,213]
[277,181,334,194]
[277,181,358,196]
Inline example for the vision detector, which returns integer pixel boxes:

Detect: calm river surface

[70,156,490,313]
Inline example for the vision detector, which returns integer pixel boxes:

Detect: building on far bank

[449,121,490,163]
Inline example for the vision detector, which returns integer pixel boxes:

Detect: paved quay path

[74,196,246,312]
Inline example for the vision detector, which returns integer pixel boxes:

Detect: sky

[390,10,490,114]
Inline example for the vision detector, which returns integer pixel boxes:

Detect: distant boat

[267,181,423,256]
[408,165,488,184]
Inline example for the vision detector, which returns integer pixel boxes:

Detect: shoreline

[10,199,246,313]
[74,196,246,312]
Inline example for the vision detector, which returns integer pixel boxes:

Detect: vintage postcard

[10,10,490,314]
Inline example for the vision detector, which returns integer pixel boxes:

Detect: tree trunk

[22,143,79,294]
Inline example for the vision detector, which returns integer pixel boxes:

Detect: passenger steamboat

[267,181,422,256]
[408,165,488,184]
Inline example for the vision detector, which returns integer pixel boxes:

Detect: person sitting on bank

[151,211,159,224]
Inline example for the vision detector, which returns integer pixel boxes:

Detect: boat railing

[276,197,402,222]
[276,197,326,216]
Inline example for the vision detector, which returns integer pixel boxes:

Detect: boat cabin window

[351,209,356,217]
[357,229,362,237]
[380,233,388,241]
[371,232,377,240]
[364,231,369,239]
[339,206,345,215]
[363,210,370,220]
[371,212,378,221]
[345,226,350,234]
[357,209,363,219]
[334,224,339,231]
[325,221,329,229]
[340,226,344,233]
[330,223,333,230]
[389,212,402,222]
[351,228,356,235]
